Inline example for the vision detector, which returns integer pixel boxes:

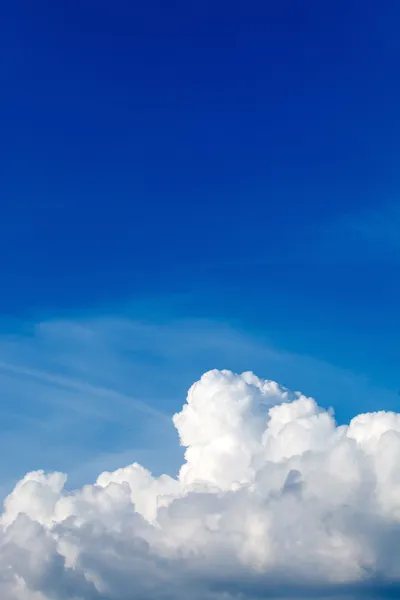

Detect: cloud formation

[2,369,400,599]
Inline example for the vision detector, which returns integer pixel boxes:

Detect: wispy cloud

[0,360,169,421]
[314,201,400,265]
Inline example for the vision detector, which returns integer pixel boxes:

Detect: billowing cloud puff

[2,370,400,599]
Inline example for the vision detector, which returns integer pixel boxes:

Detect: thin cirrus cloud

[0,360,169,421]
[2,368,400,599]
[315,202,400,265]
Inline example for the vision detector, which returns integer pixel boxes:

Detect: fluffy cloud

[2,369,400,599]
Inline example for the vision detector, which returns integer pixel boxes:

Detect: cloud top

[2,369,400,599]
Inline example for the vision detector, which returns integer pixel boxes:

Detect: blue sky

[1,1,400,491]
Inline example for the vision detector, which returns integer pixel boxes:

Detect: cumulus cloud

[2,369,400,599]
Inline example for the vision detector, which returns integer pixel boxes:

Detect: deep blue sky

[1,0,400,471]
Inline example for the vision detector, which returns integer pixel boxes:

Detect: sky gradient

[1,0,400,478]
[1,2,400,599]
[1,2,400,383]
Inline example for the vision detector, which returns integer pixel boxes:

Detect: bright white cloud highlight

[2,369,400,599]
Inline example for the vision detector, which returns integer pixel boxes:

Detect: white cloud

[2,369,400,599]
[1,314,398,497]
